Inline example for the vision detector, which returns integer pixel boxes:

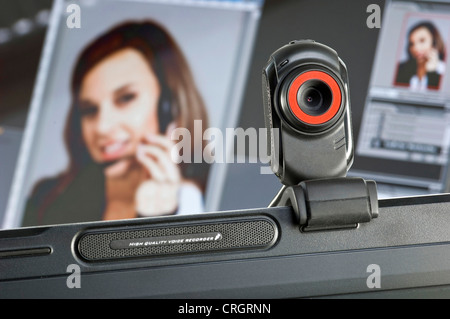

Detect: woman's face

[79,48,161,176]
[409,26,434,63]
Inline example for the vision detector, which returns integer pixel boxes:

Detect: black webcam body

[262,40,354,186]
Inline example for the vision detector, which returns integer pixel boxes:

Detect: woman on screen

[22,21,210,226]
[395,21,446,91]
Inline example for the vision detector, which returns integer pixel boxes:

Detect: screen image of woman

[394,20,446,91]
[22,21,210,226]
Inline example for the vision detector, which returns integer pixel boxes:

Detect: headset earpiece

[158,86,174,134]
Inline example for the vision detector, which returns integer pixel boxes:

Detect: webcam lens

[303,88,322,108]
[297,80,332,116]
[286,70,342,126]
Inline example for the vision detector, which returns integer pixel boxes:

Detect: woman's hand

[135,126,182,216]
[425,48,440,73]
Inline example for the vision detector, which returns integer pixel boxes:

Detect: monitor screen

[353,0,450,195]
[2,0,264,229]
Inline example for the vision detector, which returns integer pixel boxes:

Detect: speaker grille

[78,218,277,261]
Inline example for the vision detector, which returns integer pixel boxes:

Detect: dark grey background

[0,0,385,218]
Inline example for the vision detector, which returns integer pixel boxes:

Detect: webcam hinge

[274,177,379,232]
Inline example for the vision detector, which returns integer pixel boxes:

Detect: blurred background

[4,0,450,229]
[0,0,52,127]
[0,0,53,225]
[0,0,384,140]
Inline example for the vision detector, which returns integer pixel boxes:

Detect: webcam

[263,40,378,231]
[262,40,354,186]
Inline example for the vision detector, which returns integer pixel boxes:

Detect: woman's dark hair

[32,20,210,222]
[407,21,446,61]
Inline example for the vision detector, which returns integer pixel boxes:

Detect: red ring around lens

[287,70,342,125]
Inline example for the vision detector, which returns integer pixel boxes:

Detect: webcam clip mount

[271,177,379,232]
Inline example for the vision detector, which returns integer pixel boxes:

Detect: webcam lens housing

[283,70,342,131]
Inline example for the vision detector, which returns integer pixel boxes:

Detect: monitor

[351,0,450,198]
[2,0,264,229]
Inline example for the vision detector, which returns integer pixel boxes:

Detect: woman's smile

[100,138,131,161]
